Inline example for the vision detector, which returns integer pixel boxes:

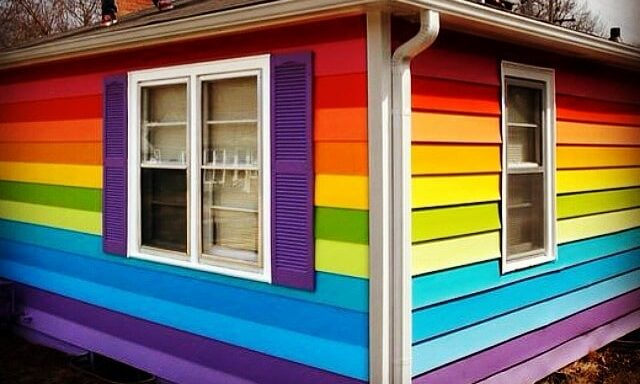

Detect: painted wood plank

[315,174,368,210]
[0,161,102,189]
[315,107,367,142]
[556,68,640,105]
[0,180,102,212]
[412,112,500,144]
[0,95,102,122]
[0,200,101,234]
[412,269,640,376]
[412,231,500,276]
[479,309,640,384]
[412,203,500,242]
[558,168,640,194]
[316,142,367,175]
[558,146,640,169]
[413,289,640,384]
[558,188,640,219]
[558,121,640,146]
[0,119,102,143]
[0,259,368,380]
[0,73,105,104]
[412,76,500,115]
[316,207,368,244]
[316,239,368,279]
[412,228,640,309]
[315,73,367,109]
[558,208,640,243]
[412,144,500,175]
[0,142,102,165]
[0,219,368,313]
[412,174,500,208]
[557,95,640,126]
[413,249,640,343]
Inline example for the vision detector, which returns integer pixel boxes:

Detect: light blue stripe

[413,248,640,343]
[0,259,368,380]
[0,219,368,313]
[413,228,640,309]
[412,268,640,376]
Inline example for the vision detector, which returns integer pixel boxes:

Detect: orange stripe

[558,121,640,146]
[316,142,368,175]
[0,119,102,143]
[412,77,500,116]
[315,107,367,142]
[0,142,102,165]
[412,144,500,175]
[412,112,501,144]
[557,146,640,169]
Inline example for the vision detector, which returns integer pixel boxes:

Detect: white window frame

[127,55,272,282]
[500,61,557,273]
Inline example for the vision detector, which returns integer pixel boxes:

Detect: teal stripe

[412,228,640,309]
[0,258,368,380]
[412,268,640,376]
[413,248,640,343]
[0,180,101,212]
[0,219,368,313]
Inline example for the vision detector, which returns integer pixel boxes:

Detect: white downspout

[391,9,439,384]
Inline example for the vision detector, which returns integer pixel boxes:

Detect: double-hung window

[128,56,271,282]
[501,61,557,273]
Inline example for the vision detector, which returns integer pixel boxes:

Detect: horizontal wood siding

[0,16,370,382]
[410,30,640,382]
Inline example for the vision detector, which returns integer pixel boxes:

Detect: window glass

[506,173,544,259]
[141,84,187,165]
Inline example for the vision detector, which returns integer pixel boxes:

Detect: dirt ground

[1,330,639,384]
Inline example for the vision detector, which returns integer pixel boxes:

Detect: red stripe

[557,95,640,126]
[315,73,367,109]
[0,73,106,104]
[412,76,500,115]
[0,95,102,122]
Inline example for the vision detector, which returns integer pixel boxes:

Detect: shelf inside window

[210,205,258,213]
[205,119,257,125]
[508,202,533,209]
[141,162,188,169]
[143,121,187,127]
[202,164,258,170]
[508,122,539,128]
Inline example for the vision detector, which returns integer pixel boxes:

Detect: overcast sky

[582,0,640,45]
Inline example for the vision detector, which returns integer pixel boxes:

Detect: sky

[582,0,640,45]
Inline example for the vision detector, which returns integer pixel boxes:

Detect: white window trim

[127,55,272,282]
[500,61,557,273]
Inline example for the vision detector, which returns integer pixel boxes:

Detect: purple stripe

[14,283,364,384]
[481,309,640,384]
[413,288,640,384]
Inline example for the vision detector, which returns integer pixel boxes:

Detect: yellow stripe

[0,200,101,235]
[315,174,368,210]
[558,168,640,194]
[558,146,640,169]
[412,174,500,208]
[412,231,500,276]
[0,161,102,189]
[558,208,640,244]
[315,239,369,278]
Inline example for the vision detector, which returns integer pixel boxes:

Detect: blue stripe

[413,248,640,343]
[0,219,368,313]
[412,268,640,376]
[413,228,640,309]
[0,256,369,379]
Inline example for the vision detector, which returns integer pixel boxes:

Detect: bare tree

[514,0,603,35]
[0,0,99,49]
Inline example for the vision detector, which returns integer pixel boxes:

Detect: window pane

[141,84,187,165]
[506,173,544,260]
[202,123,258,167]
[204,77,257,121]
[141,168,187,254]
[507,125,540,166]
[507,84,541,125]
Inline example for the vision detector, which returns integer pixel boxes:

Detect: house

[0,0,638,383]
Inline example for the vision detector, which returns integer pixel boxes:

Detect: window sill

[501,252,556,274]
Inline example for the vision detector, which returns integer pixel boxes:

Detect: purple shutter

[271,52,314,290]
[103,74,128,256]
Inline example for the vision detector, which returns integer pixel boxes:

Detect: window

[501,61,556,273]
[128,56,271,282]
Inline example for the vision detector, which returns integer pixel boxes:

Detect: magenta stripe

[413,288,640,384]
[14,284,365,384]
[481,309,640,384]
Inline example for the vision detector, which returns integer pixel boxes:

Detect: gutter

[391,9,439,384]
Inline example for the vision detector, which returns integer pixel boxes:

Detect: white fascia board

[0,0,382,69]
[399,0,640,70]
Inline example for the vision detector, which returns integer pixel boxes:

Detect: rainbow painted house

[0,0,639,383]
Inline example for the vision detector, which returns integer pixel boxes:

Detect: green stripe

[0,180,101,212]
[315,207,368,244]
[558,187,640,219]
[412,202,501,243]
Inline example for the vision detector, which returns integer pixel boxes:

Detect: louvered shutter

[271,52,314,290]
[103,74,128,256]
